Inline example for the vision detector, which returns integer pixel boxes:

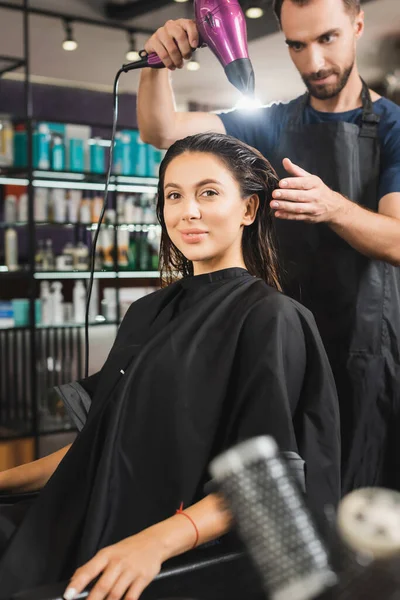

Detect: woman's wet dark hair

[157,132,281,290]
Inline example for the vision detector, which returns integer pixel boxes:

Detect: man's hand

[64,530,164,600]
[271,158,348,223]
[144,19,199,70]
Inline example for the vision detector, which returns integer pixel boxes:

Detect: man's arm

[271,158,400,266]
[329,192,400,266]
[137,19,225,149]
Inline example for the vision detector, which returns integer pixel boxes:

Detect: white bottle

[79,195,92,225]
[4,194,17,223]
[34,188,49,222]
[124,196,135,223]
[103,287,117,322]
[18,193,28,222]
[73,280,86,323]
[51,282,64,325]
[116,194,125,222]
[68,190,82,224]
[89,279,99,322]
[75,242,89,271]
[5,228,18,271]
[52,189,67,223]
[40,281,52,325]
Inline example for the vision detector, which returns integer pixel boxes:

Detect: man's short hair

[273,0,361,25]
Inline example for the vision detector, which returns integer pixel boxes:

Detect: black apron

[269,80,400,493]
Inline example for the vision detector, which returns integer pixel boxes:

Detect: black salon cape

[0,268,340,596]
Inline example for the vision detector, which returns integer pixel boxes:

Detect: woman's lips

[179,230,209,244]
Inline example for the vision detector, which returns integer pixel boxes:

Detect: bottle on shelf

[139,229,150,271]
[116,193,125,223]
[148,227,160,271]
[33,124,51,170]
[90,137,105,174]
[91,230,103,271]
[51,282,64,324]
[4,194,17,223]
[92,192,102,224]
[52,189,67,223]
[73,280,86,323]
[80,193,92,225]
[89,279,99,322]
[35,239,45,271]
[68,190,82,224]
[34,188,49,222]
[40,281,52,325]
[0,114,14,167]
[5,227,18,271]
[43,239,55,271]
[124,196,134,223]
[17,193,28,223]
[75,241,90,271]
[51,136,65,171]
[102,228,114,270]
[117,229,129,270]
[102,287,117,322]
[61,243,74,271]
[128,231,137,270]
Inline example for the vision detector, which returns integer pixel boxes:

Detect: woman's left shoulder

[248,281,314,324]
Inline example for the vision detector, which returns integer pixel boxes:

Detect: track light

[174,0,189,3]
[62,19,78,51]
[126,31,140,62]
[245,2,264,19]
[186,56,200,71]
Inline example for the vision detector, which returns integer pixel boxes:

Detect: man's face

[280,0,364,100]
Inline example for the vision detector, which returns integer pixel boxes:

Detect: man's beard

[302,62,354,100]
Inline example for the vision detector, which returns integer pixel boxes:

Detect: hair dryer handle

[138,46,201,69]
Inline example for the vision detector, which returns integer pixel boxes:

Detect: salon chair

[0,492,265,600]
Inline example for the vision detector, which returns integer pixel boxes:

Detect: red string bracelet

[175,502,199,549]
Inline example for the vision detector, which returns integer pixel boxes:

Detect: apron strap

[359,78,380,139]
[288,93,308,128]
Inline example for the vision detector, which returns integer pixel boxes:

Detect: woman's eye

[201,189,218,197]
[166,192,180,200]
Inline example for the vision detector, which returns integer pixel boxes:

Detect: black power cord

[84,60,150,378]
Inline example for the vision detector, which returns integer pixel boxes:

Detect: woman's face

[163,152,258,275]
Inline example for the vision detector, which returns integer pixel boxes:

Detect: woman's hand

[64,530,164,600]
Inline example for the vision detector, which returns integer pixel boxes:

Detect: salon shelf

[33,270,160,280]
[1,222,160,229]
[0,268,30,278]
[0,169,158,193]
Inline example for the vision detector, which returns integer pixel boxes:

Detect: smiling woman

[157,133,281,288]
[0,133,340,600]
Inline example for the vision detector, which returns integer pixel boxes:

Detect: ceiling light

[174,0,189,3]
[62,20,78,51]
[186,57,200,71]
[245,5,264,19]
[126,31,140,62]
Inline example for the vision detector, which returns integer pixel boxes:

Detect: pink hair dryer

[124,0,255,97]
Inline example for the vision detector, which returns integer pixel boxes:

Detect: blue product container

[113,134,123,174]
[90,139,105,173]
[130,131,147,177]
[121,134,132,175]
[69,138,85,172]
[51,136,65,171]
[147,145,163,177]
[33,125,51,170]
[14,130,27,167]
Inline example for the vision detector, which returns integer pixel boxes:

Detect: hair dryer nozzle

[224,58,255,97]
